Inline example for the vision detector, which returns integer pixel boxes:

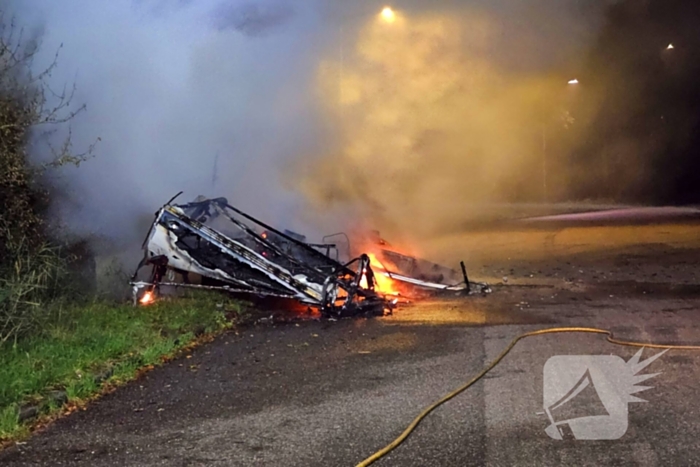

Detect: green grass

[0,294,242,440]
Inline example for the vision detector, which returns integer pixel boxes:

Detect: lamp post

[542,122,547,202]
[542,78,579,202]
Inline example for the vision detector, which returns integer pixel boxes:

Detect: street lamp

[381,7,396,23]
[339,7,397,106]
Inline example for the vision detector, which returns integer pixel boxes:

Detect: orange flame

[359,252,400,296]
[140,291,155,305]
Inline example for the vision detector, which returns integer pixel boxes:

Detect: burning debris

[130,195,489,317]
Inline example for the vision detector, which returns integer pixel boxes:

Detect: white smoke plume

[4,0,609,255]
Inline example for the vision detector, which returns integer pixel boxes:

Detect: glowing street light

[568,79,579,85]
[381,6,396,23]
[666,43,675,50]
[339,7,396,107]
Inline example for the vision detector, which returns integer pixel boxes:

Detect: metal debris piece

[131,196,389,317]
[130,195,489,317]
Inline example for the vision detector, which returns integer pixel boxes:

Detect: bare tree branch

[0,13,98,342]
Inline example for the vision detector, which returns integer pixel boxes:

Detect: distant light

[381,6,396,23]
[667,43,675,50]
[568,79,579,85]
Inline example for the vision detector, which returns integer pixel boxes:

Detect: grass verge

[0,294,245,443]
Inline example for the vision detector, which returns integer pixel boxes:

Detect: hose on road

[355,327,700,467]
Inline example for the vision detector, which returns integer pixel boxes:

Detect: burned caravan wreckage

[131,195,490,317]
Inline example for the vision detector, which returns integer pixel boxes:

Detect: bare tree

[0,13,97,343]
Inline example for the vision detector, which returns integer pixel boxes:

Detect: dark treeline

[570,0,700,204]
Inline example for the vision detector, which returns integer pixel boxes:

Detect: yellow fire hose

[356,327,700,467]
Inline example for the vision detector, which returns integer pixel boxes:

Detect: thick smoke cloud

[212,2,295,36]
[298,2,609,241]
[7,0,321,253]
[5,0,611,257]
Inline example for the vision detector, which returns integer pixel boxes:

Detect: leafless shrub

[0,13,97,343]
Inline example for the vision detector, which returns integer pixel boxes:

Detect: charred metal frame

[131,197,391,317]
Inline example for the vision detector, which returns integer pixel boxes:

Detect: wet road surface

[3,221,700,466]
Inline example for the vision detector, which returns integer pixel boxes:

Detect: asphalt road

[3,218,700,466]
